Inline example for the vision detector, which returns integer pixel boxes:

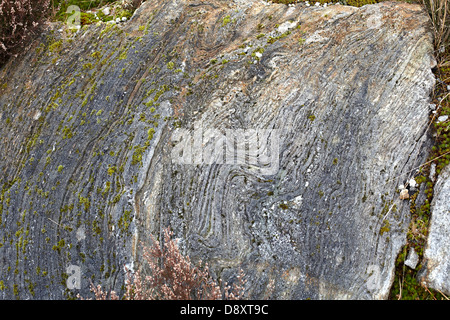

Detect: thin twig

[425,286,438,300]
[47,217,63,228]
[436,288,450,300]
[384,91,450,187]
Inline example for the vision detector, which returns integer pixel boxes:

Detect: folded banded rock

[0,0,436,299]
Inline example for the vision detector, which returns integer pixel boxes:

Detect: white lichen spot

[437,115,449,123]
[277,20,297,34]
[33,110,41,121]
[304,31,329,45]
[430,163,437,182]
[292,195,303,209]
[76,226,86,241]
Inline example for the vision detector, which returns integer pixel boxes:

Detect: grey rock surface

[405,247,419,270]
[0,0,436,299]
[420,165,450,295]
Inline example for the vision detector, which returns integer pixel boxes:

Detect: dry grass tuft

[421,0,450,64]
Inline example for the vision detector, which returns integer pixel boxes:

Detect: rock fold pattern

[0,0,436,299]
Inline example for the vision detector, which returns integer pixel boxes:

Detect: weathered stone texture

[0,0,436,299]
[420,165,450,295]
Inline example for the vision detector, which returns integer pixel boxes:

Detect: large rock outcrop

[0,0,437,299]
[419,164,450,295]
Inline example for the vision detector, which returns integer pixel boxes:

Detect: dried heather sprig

[83,226,248,300]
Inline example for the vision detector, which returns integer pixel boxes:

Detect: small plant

[80,227,247,300]
[222,15,231,27]
[122,0,144,11]
[421,0,450,59]
[167,61,175,70]
[0,0,52,66]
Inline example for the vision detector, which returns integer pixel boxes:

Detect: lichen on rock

[0,0,438,299]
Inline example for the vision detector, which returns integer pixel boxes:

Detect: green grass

[53,0,117,12]
[51,0,134,25]
[389,0,449,300]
